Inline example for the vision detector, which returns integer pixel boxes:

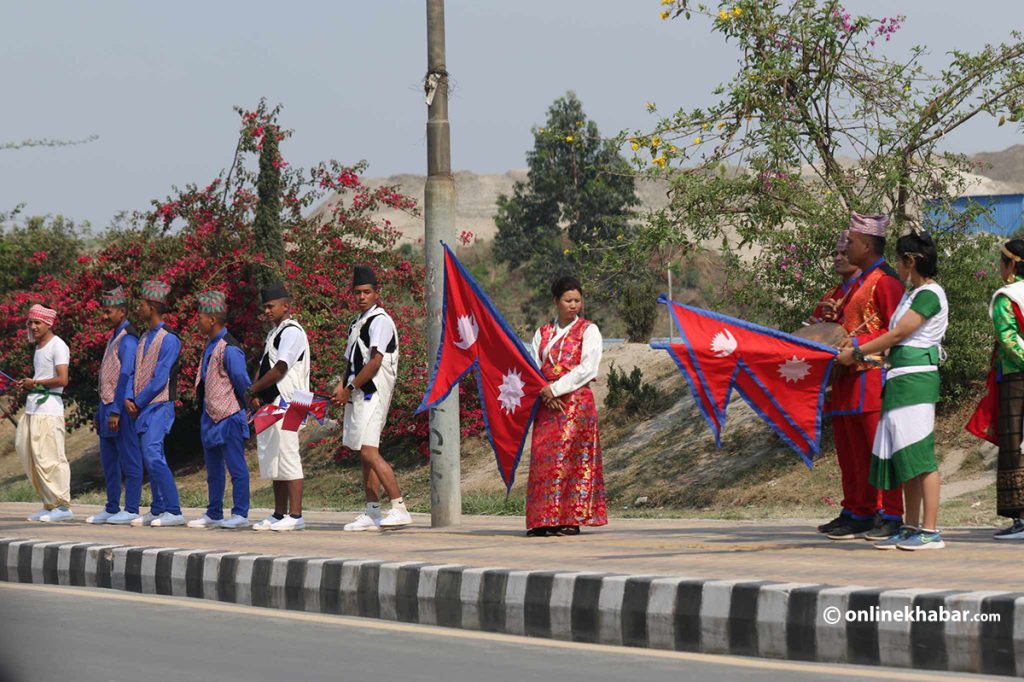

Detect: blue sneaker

[873,526,919,550]
[896,529,945,551]
[993,518,1024,540]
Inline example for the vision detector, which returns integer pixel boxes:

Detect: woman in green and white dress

[838,230,948,551]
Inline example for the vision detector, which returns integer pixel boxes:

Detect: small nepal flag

[250,402,287,436]
[308,396,329,425]
[416,243,547,491]
[652,295,837,466]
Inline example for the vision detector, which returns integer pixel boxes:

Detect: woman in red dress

[526,276,607,537]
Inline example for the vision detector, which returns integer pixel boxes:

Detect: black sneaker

[864,517,903,541]
[817,514,846,534]
[826,517,875,540]
[993,518,1024,540]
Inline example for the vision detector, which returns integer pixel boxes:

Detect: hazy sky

[3,1,1023,230]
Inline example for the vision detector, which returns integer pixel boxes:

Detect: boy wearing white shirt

[332,266,410,530]
[16,304,73,522]
[247,282,310,532]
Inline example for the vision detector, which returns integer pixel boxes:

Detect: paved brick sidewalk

[2,502,1018,591]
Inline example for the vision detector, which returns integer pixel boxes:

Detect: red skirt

[526,385,607,529]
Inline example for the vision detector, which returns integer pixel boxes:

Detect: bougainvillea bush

[0,100,483,457]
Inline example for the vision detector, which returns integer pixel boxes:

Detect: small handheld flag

[279,392,330,432]
[250,403,287,435]
[0,370,13,395]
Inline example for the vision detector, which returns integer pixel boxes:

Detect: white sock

[391,497,406,512]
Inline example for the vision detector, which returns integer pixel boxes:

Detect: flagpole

[425,0,462,527]
[666,264,673,344]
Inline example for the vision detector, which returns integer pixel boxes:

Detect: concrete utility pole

[425,0,461,527]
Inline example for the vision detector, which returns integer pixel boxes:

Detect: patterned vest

[99,326,130,404]
[135,327,175,404]
[195,334,243,423]
[538,318,592,383]
[842,267,889,374]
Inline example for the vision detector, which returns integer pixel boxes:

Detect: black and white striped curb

[1,537,1021,676]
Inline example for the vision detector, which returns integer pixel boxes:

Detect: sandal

[559,525,581,536]
[526,527,550,537]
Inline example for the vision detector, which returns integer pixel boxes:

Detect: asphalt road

[0,583,1002,682]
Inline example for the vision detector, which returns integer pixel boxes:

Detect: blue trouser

[203,436,249,520]
[138,405,181,516]
[97,403,143,515]
[98,418,143,515]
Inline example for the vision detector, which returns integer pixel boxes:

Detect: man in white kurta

[17,304,74,522]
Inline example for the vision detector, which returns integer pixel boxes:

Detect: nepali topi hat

[101,285,127,307]
[140,280,171,304]
[197,289,227,314]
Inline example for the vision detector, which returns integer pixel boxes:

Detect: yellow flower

[718,9,729,20]
[717,121,726,129]
[733,7,742,17]
[565,135,574,142]
[539,127,545,133]
[693,136,702,145]
[645,101,656,112]
[702,122,709,130]
[616,233,624,241]
[651,135,662,147]
[631,142,640,151]
[563,249,571,256]
[653,155,667,168]
[668,144,678,153]
[660,10,670,20]
[661,0,674,5]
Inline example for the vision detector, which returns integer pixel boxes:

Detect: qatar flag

[281,390,330,432]
[652,295,837,466]
[417,244,547,491]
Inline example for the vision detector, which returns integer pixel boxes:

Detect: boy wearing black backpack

[247,282,310,531]
[331,266,410,530]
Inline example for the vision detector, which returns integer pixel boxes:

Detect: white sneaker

[86,510,116,524]
[130,512,160,527]
[187,514,222,529]
[220,515,250,530]
[270,515,305,532]
[252,515,280,531]
[27,508,49,522]
[379,507,412,529]
[39,508,74,523]
[106,511,140,525]
[150,512,186,527]
[343,512,382,531]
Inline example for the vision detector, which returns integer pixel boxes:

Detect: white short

[256,422,303,480]
[343,389,392,450]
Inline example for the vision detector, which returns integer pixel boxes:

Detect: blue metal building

[924,193,1024,236]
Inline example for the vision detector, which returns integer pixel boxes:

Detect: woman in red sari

[526,276,607,537]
